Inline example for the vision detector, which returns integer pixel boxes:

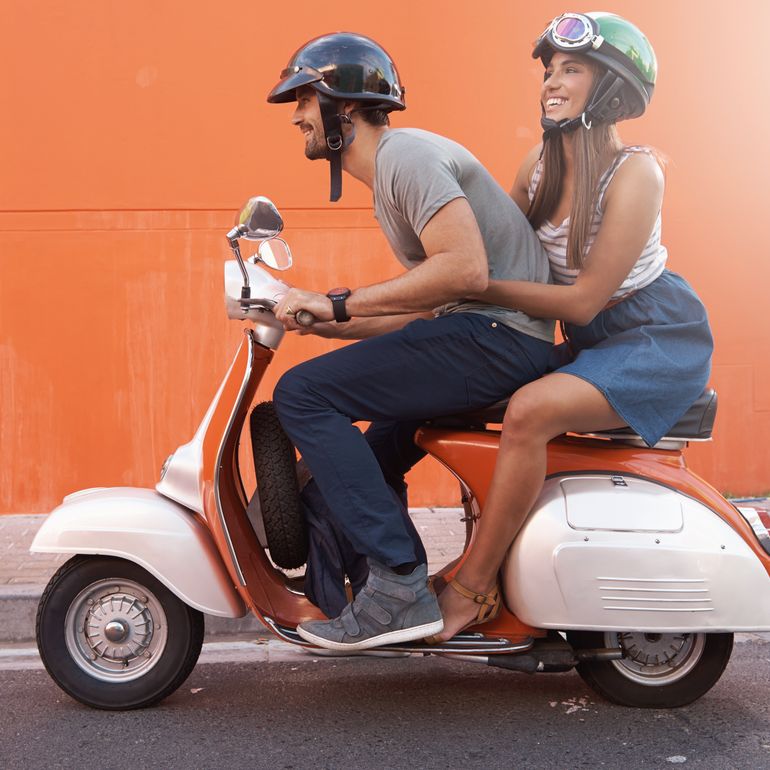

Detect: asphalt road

[1,637,768,770]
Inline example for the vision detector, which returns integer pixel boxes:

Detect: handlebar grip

[295,309,316,327]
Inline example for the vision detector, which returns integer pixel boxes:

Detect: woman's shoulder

[521,143,544,183]
[601,146,665,213]
[612,147,665,188]
[510,143,543,207]
[513,144,543,190]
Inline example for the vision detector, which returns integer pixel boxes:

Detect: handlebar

[238,296,316,327]
[296,310,316,327]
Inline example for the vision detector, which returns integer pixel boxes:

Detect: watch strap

[326,288,351,323]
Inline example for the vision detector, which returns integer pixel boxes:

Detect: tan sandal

[425,578,502,644]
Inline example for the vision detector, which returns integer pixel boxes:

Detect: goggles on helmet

[538,13,605,54]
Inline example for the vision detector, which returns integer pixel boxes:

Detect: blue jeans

[273,313,551,569]
[299,419,428,616]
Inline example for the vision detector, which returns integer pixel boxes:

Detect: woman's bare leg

[434,373,626,641]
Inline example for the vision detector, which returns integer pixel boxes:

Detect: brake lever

[238,297,278,314]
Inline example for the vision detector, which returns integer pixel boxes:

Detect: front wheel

[36,556,204,710]
[567,630,733,708]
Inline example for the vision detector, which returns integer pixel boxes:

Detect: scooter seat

[428,388,717,443]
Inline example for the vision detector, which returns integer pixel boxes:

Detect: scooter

[32,196,770,711]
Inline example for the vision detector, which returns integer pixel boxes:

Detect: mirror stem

[226,230,251,296]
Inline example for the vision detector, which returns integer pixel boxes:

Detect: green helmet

[533,11,657,124]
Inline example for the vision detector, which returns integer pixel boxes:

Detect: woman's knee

[500,384,557,443]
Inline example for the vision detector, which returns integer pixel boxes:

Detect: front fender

[32,487,246,618]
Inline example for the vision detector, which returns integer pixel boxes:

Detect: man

[267,32,553,651]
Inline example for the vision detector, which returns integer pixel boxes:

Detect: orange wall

[2,0,769,513]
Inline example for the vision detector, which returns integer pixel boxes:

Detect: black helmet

[267,33,405,201]
[267,32,405,110]
[532,12,657,139]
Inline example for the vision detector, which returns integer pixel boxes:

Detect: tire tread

[249,401,307,569]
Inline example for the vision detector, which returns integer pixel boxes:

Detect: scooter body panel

[505,475,770,631]
[417,428,770,576]
[418,427,770,634]
[30,487,246,618]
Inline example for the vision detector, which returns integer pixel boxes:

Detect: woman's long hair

[527,120,621,269]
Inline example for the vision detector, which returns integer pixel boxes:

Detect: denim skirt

[550,270,713,446]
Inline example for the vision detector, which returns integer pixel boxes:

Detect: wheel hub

[65,579,169,682]
[104,620,130,644]
[620,632,686,666]
[84,591,154,661]
[607,631,706,686]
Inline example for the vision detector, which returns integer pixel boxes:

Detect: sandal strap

[448,579,499,608]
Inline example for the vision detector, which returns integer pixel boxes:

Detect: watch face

[327,287,351,298]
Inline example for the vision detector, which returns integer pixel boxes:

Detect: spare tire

[249,401,308,569]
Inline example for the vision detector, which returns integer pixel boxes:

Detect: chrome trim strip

[597,576,706,583]
[263,616,308,644]
[604,606,714,612]
[262,618,533,655]
[601,597,712,603]
[213,331,255,586]
[736,506,770,555]
[421,640,533,655]
[598,587,708,593]
[579,432,710,446]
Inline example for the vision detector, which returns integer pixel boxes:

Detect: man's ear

[342,101,360,119]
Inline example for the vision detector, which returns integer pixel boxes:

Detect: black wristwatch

[326,287,351,323]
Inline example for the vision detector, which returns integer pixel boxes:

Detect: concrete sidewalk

[0,509,468,644]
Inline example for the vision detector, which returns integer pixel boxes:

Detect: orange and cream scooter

[32,197,770,711]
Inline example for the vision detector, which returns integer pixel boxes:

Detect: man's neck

[342,124,390,190]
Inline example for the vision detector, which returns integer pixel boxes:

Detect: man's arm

[274,197,488,328]
[298,312,433,340]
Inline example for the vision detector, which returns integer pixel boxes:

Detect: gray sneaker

[296,560,443,652]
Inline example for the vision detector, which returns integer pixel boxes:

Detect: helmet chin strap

[540,113,587,142]
[317,93,358,202]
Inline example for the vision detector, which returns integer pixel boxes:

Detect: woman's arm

[479,152,665,325]
[509,144,542,213]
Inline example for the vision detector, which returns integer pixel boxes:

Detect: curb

[0,584,267,645]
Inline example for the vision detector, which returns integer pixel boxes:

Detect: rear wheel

[36,556,204,710]
[567,630,733,708]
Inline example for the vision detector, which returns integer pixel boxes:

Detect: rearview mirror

[257,238,293,271]
[236,196,284,241]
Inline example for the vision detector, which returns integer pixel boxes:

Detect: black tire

[249,400,308,569]
[36,555,204,710]
[566,630,733,708]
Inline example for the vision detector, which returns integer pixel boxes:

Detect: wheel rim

[605,631,706,686]
[64,578,169,682]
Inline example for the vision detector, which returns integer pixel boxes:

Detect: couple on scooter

[267,12,713,652]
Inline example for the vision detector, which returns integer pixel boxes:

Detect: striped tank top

[527,146,667,299]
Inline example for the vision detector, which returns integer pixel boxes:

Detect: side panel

[505,477,770,632]
[31,488,246,618]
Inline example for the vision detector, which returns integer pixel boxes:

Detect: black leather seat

[427,388,717,442]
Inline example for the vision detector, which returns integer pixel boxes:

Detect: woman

[433,11,713,641]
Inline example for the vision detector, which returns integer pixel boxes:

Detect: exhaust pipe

[574,647,623,662]
[443,644,624,673]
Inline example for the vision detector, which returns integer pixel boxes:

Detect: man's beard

[303,126,331,161]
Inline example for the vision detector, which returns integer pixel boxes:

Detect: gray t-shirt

[374,128,553,342]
